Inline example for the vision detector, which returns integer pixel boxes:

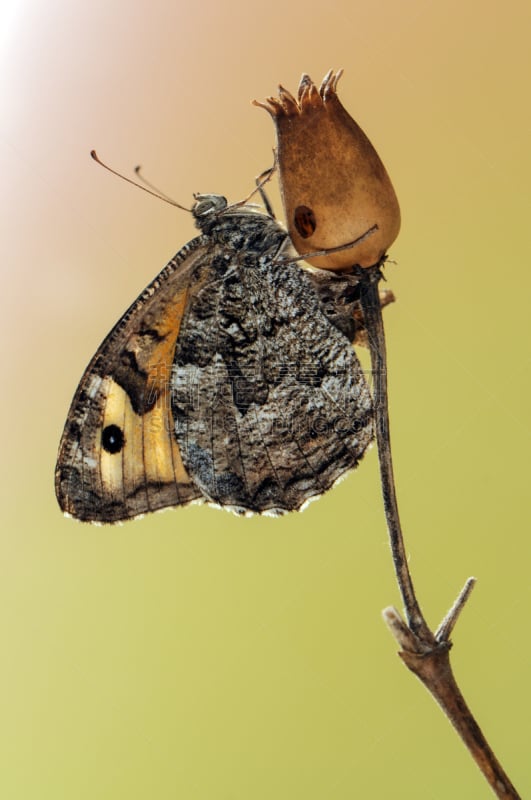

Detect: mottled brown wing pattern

[56,198,375,523]
[170,210,374,514]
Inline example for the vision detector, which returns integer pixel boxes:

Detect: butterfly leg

[255,159,277,218]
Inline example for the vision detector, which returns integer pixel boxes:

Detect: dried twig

[358,265,521,800]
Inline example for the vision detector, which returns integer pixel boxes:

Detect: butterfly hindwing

[170,210,374,514]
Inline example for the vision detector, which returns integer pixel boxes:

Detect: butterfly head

[192,193,229,226]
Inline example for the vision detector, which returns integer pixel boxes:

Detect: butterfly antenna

[133,164,177,204]
[90,150,190,211]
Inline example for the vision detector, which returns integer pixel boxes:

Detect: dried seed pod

[255,70,400,270]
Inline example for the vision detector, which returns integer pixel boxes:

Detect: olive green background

[2,0,529,797]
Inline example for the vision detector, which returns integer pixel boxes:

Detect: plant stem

[400,641,521,799]
[358,268,431,640]
[357,264,521,800]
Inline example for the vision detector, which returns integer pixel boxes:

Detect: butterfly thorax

[192,194,288,254]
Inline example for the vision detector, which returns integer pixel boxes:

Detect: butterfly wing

[55,238,212,522]
[170,231,374,514]
[57,207,375,523]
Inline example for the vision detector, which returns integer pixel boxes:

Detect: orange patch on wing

[141,391,190,486]
[146,286,189,396]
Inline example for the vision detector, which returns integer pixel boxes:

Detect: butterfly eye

[193,194,228,218]
[293,205,317,239]
[101,424,125,454]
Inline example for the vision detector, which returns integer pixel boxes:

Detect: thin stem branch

[359,268,432,641]
[435,576,477,641]
[357,264,521,799]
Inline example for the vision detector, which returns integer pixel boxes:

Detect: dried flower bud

[255,70,400,270]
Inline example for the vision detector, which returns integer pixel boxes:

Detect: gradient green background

[2,1,530,797]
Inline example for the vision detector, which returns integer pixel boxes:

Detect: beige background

[2,0,530,797]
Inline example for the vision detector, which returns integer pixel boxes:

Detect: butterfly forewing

[55,240,209,522]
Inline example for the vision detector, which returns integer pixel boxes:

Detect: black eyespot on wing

[294,205,317,239]
[102,424,125,454]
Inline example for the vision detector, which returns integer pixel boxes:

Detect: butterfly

[55,192,377,523]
